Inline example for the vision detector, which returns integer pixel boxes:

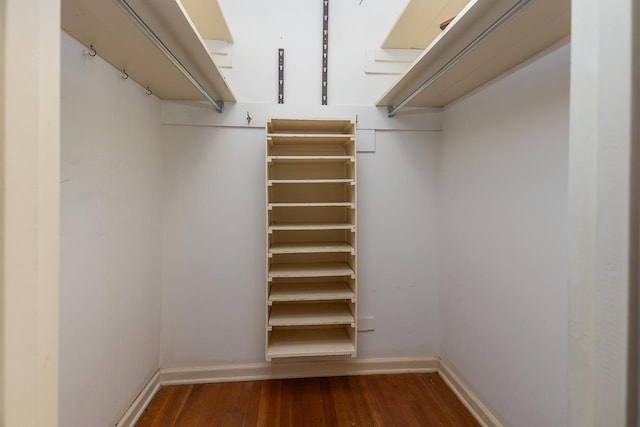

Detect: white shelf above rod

[386,0,534,118]
[113,0,225,113]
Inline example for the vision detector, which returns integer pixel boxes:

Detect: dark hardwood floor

[135,373,480,427]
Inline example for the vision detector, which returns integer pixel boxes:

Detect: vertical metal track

[322,0,329,105]
[278,48,284,104]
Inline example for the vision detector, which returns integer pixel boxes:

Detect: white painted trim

[160,101,442,131]
[160,357,439,385]
[115,370,161,427]
[364,48,421,75]
[1,0,60,425]
[204,39,232,68]
[373,48,423,63]
[569,0,638,425]
[438,360,503,427]
[120,357,502,427]
[204,39,230,55]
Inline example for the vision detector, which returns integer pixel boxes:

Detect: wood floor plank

[241,380,264,425]
[428,373,480,426]
[390,375,435,427]
[134,373,481,427]
[346,375,382,426]
[171,383,204,426]
[136,384,193,427]
[329,376,366,426]
[404,374,449,427]
[265,379,283,425]
[134,386,172,427]
[361,374,401,427]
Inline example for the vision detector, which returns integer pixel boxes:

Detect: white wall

[357,131,440,357]
[160,127,440,366]
[217,0,407,105]
[439,44,570,427]
[60,33,162,427]
[160,126,266,365]
[159,0,442,367]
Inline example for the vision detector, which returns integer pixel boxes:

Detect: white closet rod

[386,0,534,118]
[112,0,225,113]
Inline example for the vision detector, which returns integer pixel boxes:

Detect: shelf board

[267,119,355,135]
[268,179,354,185]
[269,262,355,279]
[267,328,356,359]
[268,134,354,140]
[269,242,355,256]
[268,303,354,328]
[269,282,355,303]
[382,0,470,49]
[267,156,355,164]
[62,0,236,102]
[269,223,355,232]
[268,202,355,210]
[376,0,570,108]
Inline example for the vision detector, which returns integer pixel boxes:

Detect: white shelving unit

[265,118,357,361]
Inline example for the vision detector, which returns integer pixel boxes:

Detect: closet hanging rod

[386,0,534,118]
[113,0,225,113]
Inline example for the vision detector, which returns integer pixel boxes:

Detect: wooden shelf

[267,328,356,359]
[267,134,355,140]
[382,0,470,50]
[268,202,355,209]
[267,134,355,154]
[268,179,355,185]
[268,303,354,328]
[267,119,355,134]
[267,156,355,164]
[269,242,355,256]
[269,282,355,303]
[62,0,236,102]
[269,223,355,232]
[269,262,355,279]
[376,0,570,108]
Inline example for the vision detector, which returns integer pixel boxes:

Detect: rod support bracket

[387,105,396,118]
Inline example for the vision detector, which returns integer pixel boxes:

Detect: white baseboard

[438,359,503,427]
[115,370,161,427]
[116,357,501,427]
[160,356,439,385]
